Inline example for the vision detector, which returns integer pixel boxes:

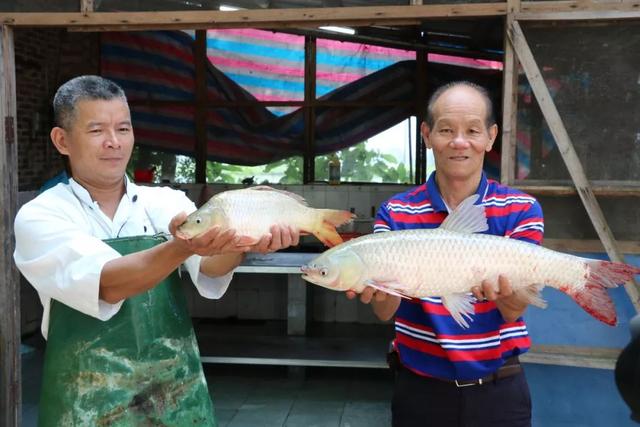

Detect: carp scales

[301,195,640,328]
[177,186,354,247]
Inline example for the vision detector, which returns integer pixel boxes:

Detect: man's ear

[420,121,432,149]
[50,127,69,155]
[486,124,498,152]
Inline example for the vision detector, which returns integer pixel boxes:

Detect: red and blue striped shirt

[374,171,544,380]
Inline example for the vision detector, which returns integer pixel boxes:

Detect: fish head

[300,249,365,291]
[177,204,229,239]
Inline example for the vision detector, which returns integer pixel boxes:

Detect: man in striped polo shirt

[349,81,543,427]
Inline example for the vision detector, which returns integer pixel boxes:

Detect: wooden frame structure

[1,2,639,424]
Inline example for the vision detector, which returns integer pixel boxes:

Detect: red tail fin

[560,260,640,326]
[312,209,355,247]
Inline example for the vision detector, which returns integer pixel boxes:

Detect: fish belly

[352,230,586,297]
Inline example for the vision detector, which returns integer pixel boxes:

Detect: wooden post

[194,30,207,184]
[303,35,316,183]
[0,24,21,427]
[500,0,520,185]
[415,48,427,184]
[80,0,94,15]
[508,20,640,311]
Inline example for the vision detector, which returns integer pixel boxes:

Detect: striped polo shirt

[374,171,544,381]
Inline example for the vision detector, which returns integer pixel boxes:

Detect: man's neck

[74,176,126,220]
[435,172,482,211]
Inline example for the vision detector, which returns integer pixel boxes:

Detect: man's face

[421,86,497,182]
[53,98,134,187]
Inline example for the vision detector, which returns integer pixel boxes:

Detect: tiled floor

[22,336,393,427]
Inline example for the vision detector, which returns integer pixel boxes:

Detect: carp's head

[300,249,365,292]
[177,202,228,239]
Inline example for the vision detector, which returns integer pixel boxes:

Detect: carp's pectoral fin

[439,194,488,234]
[441,293,476,329]
[365,280,412,300]
[514,284,547,309]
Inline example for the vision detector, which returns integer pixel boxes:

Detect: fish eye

[320,268,328,277]
[195,218,201,224]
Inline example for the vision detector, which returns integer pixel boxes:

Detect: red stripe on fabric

[510,229,543,244]
[388,211,447,224]
[419,300,497,316]
[484,204,531,217]
[104,32,193,63]
[103,63,195,92]
[395,332,447,358]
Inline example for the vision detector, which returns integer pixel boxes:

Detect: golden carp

[301,195,640,328]
[177,186,354,247]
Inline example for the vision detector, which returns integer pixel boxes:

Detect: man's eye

[439,129,452,134]
[119,128,131,133]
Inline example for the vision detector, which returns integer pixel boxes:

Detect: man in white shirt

[14,75,298,426]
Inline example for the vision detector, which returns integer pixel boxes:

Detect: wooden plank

[522,344,620,370]
[415,48,427,184]
[516,184,640,197]
[500,0,521,185]
[1,4,509,28]
[0,25,20,427]
[194,30,207,184]
[508,20,640,311]
[543,238,640,255]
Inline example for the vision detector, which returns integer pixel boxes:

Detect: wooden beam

[516,10,640,20]
[508,20,640,311]
[543,239,640,255]
[415,48,428,184]
[194,30,207,184]
[516,183,640,197]
[1,4,509,29]
[303,35,316,184]
[521,0,640,16]
[0,24,21,427]
[500,0,521,185]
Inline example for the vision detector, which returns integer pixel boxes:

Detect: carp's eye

[195,218,201,224]
[320,268,328,277]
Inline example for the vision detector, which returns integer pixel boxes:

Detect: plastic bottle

[328,154,341,185]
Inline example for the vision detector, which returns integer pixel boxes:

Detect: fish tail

[313,209,355,247]
[559,260,640,326]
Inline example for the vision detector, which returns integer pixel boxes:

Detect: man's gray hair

[425,81,495,130]
[53,75,127,130]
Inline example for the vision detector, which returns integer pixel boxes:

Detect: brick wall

[15,28,100,191]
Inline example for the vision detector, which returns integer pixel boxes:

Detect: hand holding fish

[251,224,300,254]
[170,211,252,256]
[471,275,529,323]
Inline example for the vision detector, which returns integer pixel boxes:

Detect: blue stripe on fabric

[222,72,334,96]
[111,79,193,101]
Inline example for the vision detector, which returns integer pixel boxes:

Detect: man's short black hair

[425,81,495,130]
[53,75,127,130]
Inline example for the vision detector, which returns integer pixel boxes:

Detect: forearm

[372,296,401,321]
[100,239,191,303]
[200,252,245,278]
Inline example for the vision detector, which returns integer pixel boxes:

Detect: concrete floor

[21,336,393,427]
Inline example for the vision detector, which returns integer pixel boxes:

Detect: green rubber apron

[38,235,216,427]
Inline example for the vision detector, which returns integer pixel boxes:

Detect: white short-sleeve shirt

[13,177,233,339]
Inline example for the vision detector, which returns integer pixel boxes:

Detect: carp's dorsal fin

[249,185,308,206]
[439,194,488,234]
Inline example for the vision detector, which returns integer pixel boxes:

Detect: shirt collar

[68,175,139,207]
[426,171,488,213]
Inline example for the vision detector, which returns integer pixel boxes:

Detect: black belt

[398,356,522,388]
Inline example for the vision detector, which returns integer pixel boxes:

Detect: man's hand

[250,224,300,254]
[169,212,251,257]
[471,275,529,323]
[346,287,401,321]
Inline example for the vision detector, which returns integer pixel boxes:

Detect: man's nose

[450,132,468,148]
[104,130,121,148]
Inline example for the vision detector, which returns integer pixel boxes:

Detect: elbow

[99,287,123,305]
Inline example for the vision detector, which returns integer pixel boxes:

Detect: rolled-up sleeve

[183,254,234,299]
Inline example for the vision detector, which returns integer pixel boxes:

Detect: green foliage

[137,141,411,184]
